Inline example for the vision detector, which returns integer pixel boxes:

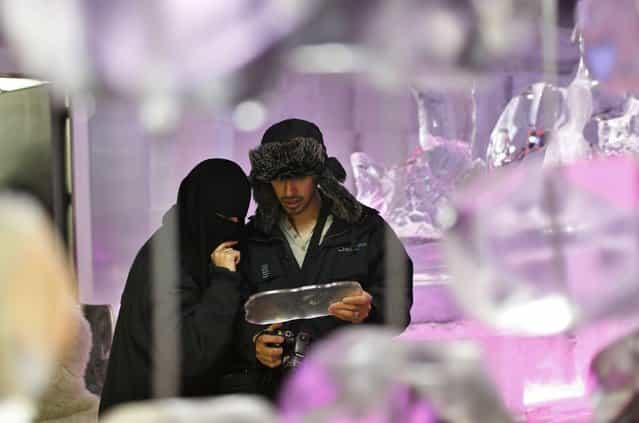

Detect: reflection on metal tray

[244,281,362,325]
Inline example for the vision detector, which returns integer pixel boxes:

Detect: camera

[266,328,312,370]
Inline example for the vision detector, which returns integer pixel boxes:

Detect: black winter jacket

[238,206,413,398]
[98,227,244,415]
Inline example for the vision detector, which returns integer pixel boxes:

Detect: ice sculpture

[351,89,477,241]
[280,327,512,423]
[589,328,639,422]
[490,29,601,169]
[244,281,363,325]
[596,95,639,155]
[101,396,276,423]
[544,32,595,167]
[488,82,567,167]
[385,137,475,240]
[443,155,639,335]
[0,194,75,422]
[350,152,388,215]
[0,0,542,105]
[543,75,593,166]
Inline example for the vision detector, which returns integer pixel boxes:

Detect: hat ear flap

[317,169,362,223]
[252,180,281,234]
[326,157,346,182]
[252,180,277,207]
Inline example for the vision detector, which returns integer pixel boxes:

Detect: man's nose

[284,180,297,196]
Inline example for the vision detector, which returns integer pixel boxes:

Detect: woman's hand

[211,241,240,272]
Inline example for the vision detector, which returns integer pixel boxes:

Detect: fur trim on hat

[316,168,363,223]
[249,137,325,182]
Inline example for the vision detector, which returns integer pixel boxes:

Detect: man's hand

[328,290,372,324]
[255,323,284,368]
[211,241,240,272]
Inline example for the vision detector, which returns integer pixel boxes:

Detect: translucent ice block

[444,155,639,335]
[0,0,317,99]
[351,140,476,241]
[397,341,513,423]
[597,96,639,156]
[488,82,567,168]
[244,281,362,325]
[543,54,594,168]
[101,396,276,423]
[280,327,512,423]
[590,327,639,423]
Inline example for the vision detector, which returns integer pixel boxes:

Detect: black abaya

[99,159,251,415]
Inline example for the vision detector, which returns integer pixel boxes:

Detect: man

[239,118,413,399]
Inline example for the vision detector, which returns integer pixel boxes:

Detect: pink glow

[564,156,639,212]
[401,318,639,420]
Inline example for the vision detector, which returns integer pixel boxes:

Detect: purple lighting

[445,155,639,335]
[401,318,637,419]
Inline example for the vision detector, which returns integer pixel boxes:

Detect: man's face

[271,175,316,216]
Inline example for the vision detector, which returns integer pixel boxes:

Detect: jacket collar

[247,205,378,245]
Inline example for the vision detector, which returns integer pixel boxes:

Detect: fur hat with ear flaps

[249,118,363,234]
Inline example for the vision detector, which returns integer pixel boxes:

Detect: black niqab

[168,158,251,283]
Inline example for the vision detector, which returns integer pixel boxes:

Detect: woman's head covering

[168,159,251,283]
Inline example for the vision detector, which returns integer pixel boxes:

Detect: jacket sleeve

[144,259,243,381]
[234,256,264,366]
[365,218,414,329]
[176,266,242,379]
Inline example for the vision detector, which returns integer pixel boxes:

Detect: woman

[99,159,251,415]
